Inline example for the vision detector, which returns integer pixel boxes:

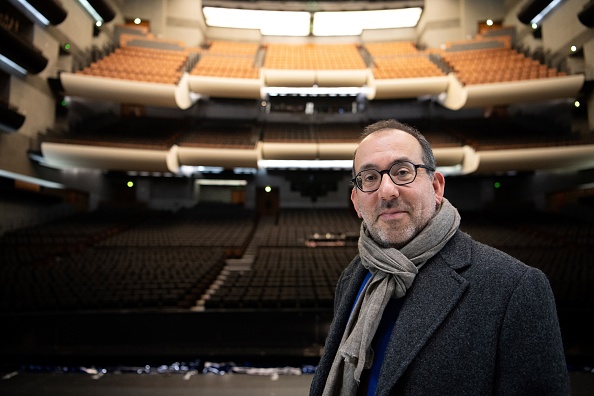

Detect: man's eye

[394,167,412,177]
[362,173,378,182]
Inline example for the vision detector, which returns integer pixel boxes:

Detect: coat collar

[375,230,472,394]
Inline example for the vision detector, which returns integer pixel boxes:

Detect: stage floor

[1,370,594,396]
[0,370,313,396]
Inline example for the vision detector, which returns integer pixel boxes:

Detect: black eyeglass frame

[351,161,435,193]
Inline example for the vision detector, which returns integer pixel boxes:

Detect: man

[310,119,569,395]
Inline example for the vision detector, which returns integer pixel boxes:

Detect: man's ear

[351,188,362,218]
[433,171,446,205]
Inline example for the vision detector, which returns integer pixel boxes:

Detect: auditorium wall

[122,0,207,46]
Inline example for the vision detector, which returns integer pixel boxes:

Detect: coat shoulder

[442,230,545,283]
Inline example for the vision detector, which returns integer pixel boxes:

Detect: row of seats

[189,54,260,79]
[261,43,367,70]
[177,126,258,148]
[438,117,594,151]
[46,121,372,148]
[206,40,260,56]
[458,210,594,309]
[365,41,421,57]
[44,116,188,149]
[44,116,591,152]
[205,209,361,310]
[0,247,226,311]
[97,216,255,247]
[78,46,188,84]
[205,246,358,310]
[372,55,446,79]
[441,48,566,85]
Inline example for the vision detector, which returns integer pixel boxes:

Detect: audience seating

[459,210,594,310]
[441,47,565,85]
[372,55,446,79]
[0,205,254,312]
[1,204,592,313]
[42,116,187,150]
[365,41,421,57]
[190,54,260,79]
[176,123,259,149]
[78,45,189,84]
[262,43,367,70]
[206,41,260,56]
[60,26,582,110]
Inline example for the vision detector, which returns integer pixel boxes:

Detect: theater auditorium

[0,0,593,394]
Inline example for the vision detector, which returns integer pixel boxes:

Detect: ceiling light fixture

[203,6,422,37]
[313,7,423,36]
[195,179,248,186]
[202,7,310,36]
[262,86,371,97]
[259,160,353,170]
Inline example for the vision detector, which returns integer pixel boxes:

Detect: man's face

[350,129,445,248]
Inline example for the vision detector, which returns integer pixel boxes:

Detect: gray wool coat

[310,230,570,396]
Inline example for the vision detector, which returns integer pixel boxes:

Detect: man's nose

[377,172,400,199]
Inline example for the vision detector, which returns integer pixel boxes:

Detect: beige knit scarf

[322,198,460,396]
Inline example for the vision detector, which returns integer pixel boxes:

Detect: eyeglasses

[352,160,435,193]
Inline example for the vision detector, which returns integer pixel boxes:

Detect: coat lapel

[376,231,471,393]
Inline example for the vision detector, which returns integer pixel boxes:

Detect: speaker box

[0,25,48,74]
[517,0,553,24]
[578,0,594,28]
[88,0,116,23]
[23,0,68,25]
[0,103,26,133]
